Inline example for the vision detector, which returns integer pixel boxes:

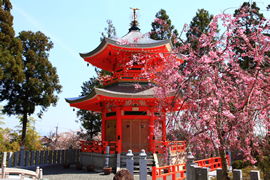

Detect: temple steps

[119,152,155,174]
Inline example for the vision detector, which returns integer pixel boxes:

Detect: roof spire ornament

[129,7,140,32]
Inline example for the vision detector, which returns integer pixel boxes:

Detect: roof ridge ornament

[129,7,140,32]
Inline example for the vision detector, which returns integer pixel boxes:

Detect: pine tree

[150,9,179,47]
[233,2,270,70]
[0,31,62,146]
[185,9,215,56]
[100,19,117,42]
[0,0,24,83]
[76,76,102,140]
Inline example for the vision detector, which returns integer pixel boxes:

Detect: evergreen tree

[0,31,62,146]
[16,116,42,151]
[186,9,214,56]
[0,0,24,83]
[150,9,179,47]
[233,2,270,70]
[100,19,117,42]
[76,76,102,140]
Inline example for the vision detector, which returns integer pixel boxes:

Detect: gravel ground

[42,165,153,180]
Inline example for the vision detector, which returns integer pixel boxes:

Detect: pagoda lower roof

[65,87,161,111]
[66,87,157,104]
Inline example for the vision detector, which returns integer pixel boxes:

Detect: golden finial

[130,7,139,21]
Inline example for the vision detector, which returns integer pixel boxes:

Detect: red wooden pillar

[116,107,122,153]
[102,109,106,141]
[149,108,154,152]
[162,118,166,142]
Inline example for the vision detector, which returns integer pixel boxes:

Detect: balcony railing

[103,73,150,86]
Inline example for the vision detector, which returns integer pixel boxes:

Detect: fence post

[152,160,157,180]
[7,152,13,167]
[53,150,57,164]
[216,168,222,180]
[201,167,209,180]
[45,150,48,164]
[2,152,7,167]
[233,169,242,180]
[48,150,52,164]
[40,150,44,165]
[126,149,134,177]
[104,146,110,168]
[35,151,39,166]
[250,170,260,180]
[190,165,197,180]
[30,151,34,166]
[14,151,18,167]
[2,164,6,179]
[25,151,29,167]
[57,150,61,164]
[167,147,171,166]
[19,146,25,166]
[194,166,201,180]
[186,149,195,180]
[69,145,73,163]
[139,149,147,180]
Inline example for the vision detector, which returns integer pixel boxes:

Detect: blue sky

[2,0,270,136]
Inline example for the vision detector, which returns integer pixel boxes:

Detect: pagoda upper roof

[80,30,173,59]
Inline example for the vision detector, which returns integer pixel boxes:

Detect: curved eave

[80,37,173,59]
[65,87,158,105]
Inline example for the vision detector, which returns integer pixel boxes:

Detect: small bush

[256,156,270,180]
[232,160,243,169]
[232,160,251,170]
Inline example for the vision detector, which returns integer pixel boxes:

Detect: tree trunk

[219,148,230,180]
[21,111,28,146]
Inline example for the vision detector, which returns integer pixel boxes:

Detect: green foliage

[256,156,270,180]
[0,0,24,83]
[233,2,270,70]
[229,166,263,178]
[100,19,117,42]
[76,75,102,139]
[16,116,43,151]
[150,9,179,47]
[76,110,101,140]
[0,30,62,145]
[0,127,20,152]
[232,160,251,169]
[185,9,215,55]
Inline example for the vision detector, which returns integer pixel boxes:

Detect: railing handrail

[153,141,186,154]
[152,155,230,180]
[80,140,119,154]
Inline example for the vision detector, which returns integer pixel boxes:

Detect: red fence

[80,141,119,154]
[152,163,186,180]
[152,155,230,180]
[195,155,230,171]
[81,140,185,154]
[153,141,186,154]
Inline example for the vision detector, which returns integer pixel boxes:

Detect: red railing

[103,73,149,86]
[152,163,186,180]
[151,155,230,180]
[80,141,119,154]
[153,141,186,154]
[194,155,230,171]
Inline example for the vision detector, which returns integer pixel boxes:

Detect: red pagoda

[65,10,185,171]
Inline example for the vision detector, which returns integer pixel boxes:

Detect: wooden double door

[122,119,149,152]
